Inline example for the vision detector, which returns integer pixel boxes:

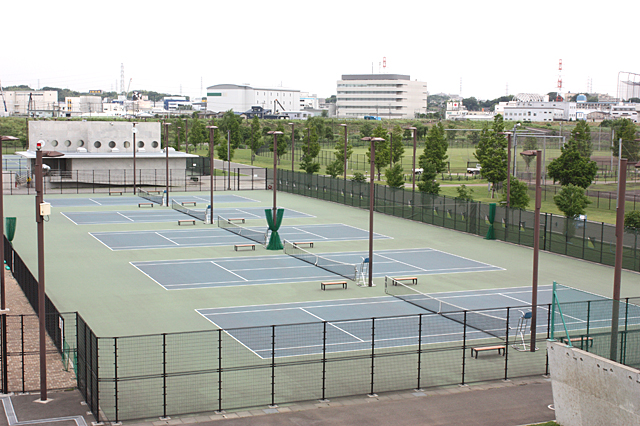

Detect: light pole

[521,149,541,352]
[268,131,283,219]
[0,135,18,311]
[206,125,218,224]
[227,130,231,190]
[132,123,137,195]
[339,124,348,180]
[368,137,386,287]
[611,156,628,359]
[406,127,417,193]
[289,123,295,173]
[163,122,171,206]
[185,119,189,154]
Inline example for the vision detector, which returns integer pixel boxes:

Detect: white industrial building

[335,74,427,119]
[499,100,577,122]
[0,90,58,117]
[206,84,300,114]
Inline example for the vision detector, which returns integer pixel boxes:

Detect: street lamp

[206,125,218,224]
[132,123,137,195]
[339,124,348,181]
[405,127,418,193]
[163,122,171,206]
[289,123,295,173]
[0,135,18,311]
[268,131,284,219]
[520,149,541,352]
[368,137,386,287]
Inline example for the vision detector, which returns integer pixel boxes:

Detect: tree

[521,137,538,170]
[456,185,474,201]
[351,172,366,183]
[462,97,480,111]
[324,126,334,141]
[215,128,234,163]
[474,115,507,198]
[385,163,405,188]
[416,162,439,194]
[566,120,593,158]
[268,122,288,164]
[554,184,591,240]
[390,124,405,164]
[325,160,342,178]
[420,121,448,173]
[500,178,530,209]
[300,123,320,174]
[249,116,263,165]
[612,118,640,162]
[360,122,373,139]
[624,211,640,229]
[366,124,390,180]
[219,110,242,149]
[188,118,207,152]
[173,118,185,151]
[547,146,597,189]
[332,128,353,174]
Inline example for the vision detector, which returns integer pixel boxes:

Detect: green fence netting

[265,208,284,250]
[5,217,16,242]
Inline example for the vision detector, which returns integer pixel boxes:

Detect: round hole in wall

[137,141,145,148]
[51,140,59,147]
[108,141,116,148]
[94,141,102,148]
[151,141,159,148]
[78,140,85,147]
[123,141,131,148]
[64,140,71,147]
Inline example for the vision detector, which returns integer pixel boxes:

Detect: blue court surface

[46,194,258,207]
[131,248,504,290]
[196,284,607,358]
[90,223,391,250]
[61,206,313,225]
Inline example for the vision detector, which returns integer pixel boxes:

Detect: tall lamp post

[206,125,218,224]
[163,122,171,206]
[521,149,542,352]
[0,135,18,311]
[132,123,137,195]
[339,124,348,180]
[368,137,385,287]
[406,127,418,193]
[268,131,283,218]
[289,123,295,173]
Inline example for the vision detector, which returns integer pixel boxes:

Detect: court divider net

[384,276,508,341]
[138,188,164,205]
[283,240,358,282]
[171,199,207,221]
[217,215,267,245]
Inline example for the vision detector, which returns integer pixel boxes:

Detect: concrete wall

[548,341,640,426]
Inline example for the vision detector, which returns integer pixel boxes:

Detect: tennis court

[60,206,313,225]
[90,223,391,251]
[196,284,606,358]
[45,194,258,207]
[131,247,504,290]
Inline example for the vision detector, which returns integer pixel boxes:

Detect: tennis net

[385,276,508,341]
[283,240,358,282]
[217,215,267,245]
[171,199,207,222]
[138,188,164,205]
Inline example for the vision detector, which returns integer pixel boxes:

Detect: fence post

[369,318,376,396]
[1,314,6,393]
[217,329,223,413]
[162,333,167,419]
[114,337,119,424]
[545,304,551,375]
[321,321,327,401]
[600,223,604,264]
[504,308,510,380]
[270,325,276,407]
[461,311,467,385]
[20,315,25,392]
[417,314,423,390]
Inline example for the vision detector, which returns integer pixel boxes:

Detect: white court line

[233,208,263,218]
[59,212,79,225]
[87,198,103,205]
[116,212,135,222]
[210,261,248,281]
[300,308,365,342]
[155,232,180,246]
[289,227,326,240]
[88,233,115,251]
[196,312,264,358]
[1,395,87,426]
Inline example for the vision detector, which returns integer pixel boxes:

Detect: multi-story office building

[206,84,300,114]
[336,74,427,119]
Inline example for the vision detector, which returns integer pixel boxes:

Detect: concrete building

[19,121,197,177]
[336,74,427,119]
[206,84,300,114]
[500,100,577,122]
[1,90,58,116]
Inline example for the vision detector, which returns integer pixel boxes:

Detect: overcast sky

[2,1,637,102]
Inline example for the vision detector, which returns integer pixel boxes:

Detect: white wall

[548,341,640,426]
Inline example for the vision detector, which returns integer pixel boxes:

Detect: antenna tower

[556,59,563,101]
[383,57,386,73]
[460,78,462,97]
[120,63,125,96]
[587,77,593,93]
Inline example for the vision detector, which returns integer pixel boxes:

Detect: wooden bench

[190,176,199,182]
[178,219,196,226]
[321,281,347,290]
[294,241,314,248]
[470,345,506,359]
[181,201,197,207]
[109,191,122,196]
[228,218,245,223]
[392,276,418,285]
[560,336,594,347]
[234,243,255,251]
[138,202,154,208]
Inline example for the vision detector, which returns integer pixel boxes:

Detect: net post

[550,281,557,340]
[270,325,276,407]
[321,321,327,402]
[461,311,467,386]
[114,336,119,424]
[369,318,376,397]
[416,313,423,391]
[162,333,167,419]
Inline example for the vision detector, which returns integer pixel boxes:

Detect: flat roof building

[336,74,427,119]
[206,84,300,114]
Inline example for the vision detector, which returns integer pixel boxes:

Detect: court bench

[470,345,506,359]
[391,276,418,285]
[228,218,245,223]
[234,243,255,251]
[560,336,594,347]
[178,219,196,226]
[109,191,123,196]
[294,241,314,248]
[181,201,197,207]
[321,281,347,290]
[138,202,154,208]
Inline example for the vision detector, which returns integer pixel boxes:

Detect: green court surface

[4,190,638,338]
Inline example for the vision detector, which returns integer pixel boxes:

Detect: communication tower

[556,59,563,101]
